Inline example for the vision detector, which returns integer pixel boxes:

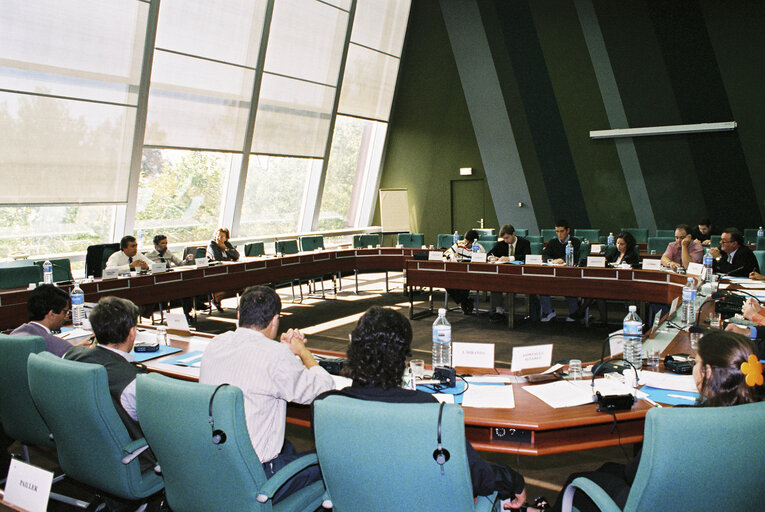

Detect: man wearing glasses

[11,284,75,356]
[660,224,703,270]
[709,228,760,277]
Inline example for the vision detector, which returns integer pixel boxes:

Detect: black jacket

[604,246,641,269]
[714,244,759,277]
[543,236,581,262]
[488,236,531,262]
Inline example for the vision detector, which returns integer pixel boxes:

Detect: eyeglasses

[720,239,733,245]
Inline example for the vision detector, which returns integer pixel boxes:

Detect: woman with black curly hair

[314,306,531,510]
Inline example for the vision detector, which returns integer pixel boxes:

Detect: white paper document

[737,281,765,289]
[523,380,593,408]
[433,394,455,404]
[639,371,697,393]
[461,384,515,408]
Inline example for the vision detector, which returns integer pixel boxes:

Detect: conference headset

[208,383,230,445]
[432,402,450,474]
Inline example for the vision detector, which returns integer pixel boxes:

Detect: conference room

[2,1,765,511]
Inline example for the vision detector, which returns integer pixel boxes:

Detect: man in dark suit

[488,225,531,323]
[11,284,74,357]
[710,228,760,277]
[540,220,581,322]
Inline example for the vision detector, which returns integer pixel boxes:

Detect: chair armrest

[475,491,499,512]
[121,438,150,465]
[256,453,320,503]
[561,477,621,512]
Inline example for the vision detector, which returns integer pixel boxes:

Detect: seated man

[145,234,184,267]
[199,285,334,504]
[487,224,531,322]
[11,284,80,357]
[660,224,703,270]
[314,306,533,509]
[540,220,580,322]
[64,296,154,469]
[105,235,151,273]
[710,228,759,277]
[444,229,485,314]
[691,217,718,246]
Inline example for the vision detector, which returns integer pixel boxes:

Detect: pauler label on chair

[4,459,54,512]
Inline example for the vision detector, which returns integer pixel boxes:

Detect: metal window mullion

[230,0,275,237]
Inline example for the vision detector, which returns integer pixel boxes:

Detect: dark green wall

[379,0,765,238]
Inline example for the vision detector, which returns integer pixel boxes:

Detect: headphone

[432,402,450,474]
[209,383,229,445]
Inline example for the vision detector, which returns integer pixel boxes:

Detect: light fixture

[590,121,736,139]
[459,167,473,176]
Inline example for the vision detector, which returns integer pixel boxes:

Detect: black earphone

[209,383,229,445]
[432,402,450,474]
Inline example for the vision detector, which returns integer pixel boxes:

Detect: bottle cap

[438,308,446,315]
[628,305,636,312]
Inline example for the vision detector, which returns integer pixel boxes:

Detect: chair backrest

[397,233,425,248]
[646,236,674,254]
[275,239,299,255]
[183,245,205,260]
[574,229,600,242]
[0,335,54,448]
[620,228,648,244]
[529,241,543,255]
[476,240,494,252]
[437,234,455,250]
[525,235,543,243]
[753,251,765,272]
[743,228,758,244]
[654,229,674,237]
[710,234,722,247]
[578,242,591,266]
[313,396,480,511]
[0,265,43,290]
[136,374,270,512]
[299,235,324,252]
[624,402,765,511]
[34,258,73,282]
[27,352,163,500]
[86,243,120,278]
[540,229,556,241]
[757,237,765,251]
[352,233,381,248]
[244,242,265,257]
[514,229,528,237]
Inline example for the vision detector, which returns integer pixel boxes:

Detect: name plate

[686,262,704,278]
[591,244,602,254]
[428,251,443,261]
[452,342,494,368]
[150,262,166,274]
[102,267,119,279]
[195,257,209,268]
[587,256,606,267]
[4,459,54,512]
[525,254,543,264]
[470,252,487,263]
[166,312,191,336]
[511,344,553,372]
[642,259,661,270]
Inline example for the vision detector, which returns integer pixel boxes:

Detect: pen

[643,397,662,408]
[667,393,696,401]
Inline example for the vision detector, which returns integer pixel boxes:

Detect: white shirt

[199,327,334,462]
[105,250,152,273]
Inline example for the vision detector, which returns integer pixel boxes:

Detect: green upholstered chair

[275,239,299,255]
[710,234,722,247]
[478,233,497,241]
[0,335,88,508]
[578,242,591,266]
[136,374,324,512]
[244,242,265,257]
[620,228,648,244]
[753,250,765,272]
[437,234,456,249]
[85,242,120,278]
[541,229,557,241]
[743,228,759,244]
[757,237,765,251]
[476,240,494,253]
[525,235,543,243]
[514,229,528,237]
[397,233,425,248]
[34,258,73,282]
[646,237,674,254]
[561,401,765,512]
[0,265,43,289]
[574,229,600,242]
[529,241,543,255]
[27,352,164,504]
[313,395,498,512]
[654,229,674,237]
[352,233,381,248]
[299,235,324,252]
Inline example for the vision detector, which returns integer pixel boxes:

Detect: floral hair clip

[741,354,763,387]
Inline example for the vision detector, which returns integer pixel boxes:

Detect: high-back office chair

[529,241,543,255]
[646,237,674,254]
[34,258,73,282]
[299,236,337,299]
[313,395,498,512]
[758,238,765,251]
[574,229,600,242]
[0,265,42,289]
[27,352,164,504]
[136,374,324,512]
[541,229,556,241]
[709,234,722,247]
[743,228,759,244]
[299,235,324,252]
[578,242,591,266]
[620,228,648,244]
[753,250,765,272]
[85,242,120,278]
[244,242,265,257]
[654,229,674,237]
[561,401,765,512]
[275,239,299,255]
[514,229,528,237]
[397,233,425,248]
[476,240,494,253]
[352,233,381,248]
[437,234,455,249]
[525,235,543,243]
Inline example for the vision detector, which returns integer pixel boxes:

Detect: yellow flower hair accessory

[741,354,764,387]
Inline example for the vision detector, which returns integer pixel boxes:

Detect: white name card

[642,259,662,270]
[150,262,166,274]
[470,252,487,263]
[526,254,543,264]
[591,244,602,254]
[452,342,495,368]
[587,256,606,267]
[102,267,119,279]
[428,251,443,261]
[195,257,209,268]
[686,262,704,277]
[166,312,191,336]
[669,296,680,316]
[511,344,553,372]
[4,459,54,512]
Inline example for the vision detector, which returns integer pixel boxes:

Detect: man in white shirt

[200,285,334,504]
[105,235,151,273]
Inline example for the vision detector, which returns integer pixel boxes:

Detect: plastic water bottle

[758,226,764,239]
[623,305,642,369]
[432,308,452,368]
[71,283,85,328]
[453,231,459,246]
[565,241,574,266]
[703,249,714,283]
[42,260,53,284]
[681,278,697,325]
[472,242,479,254]
[607,232,614,245]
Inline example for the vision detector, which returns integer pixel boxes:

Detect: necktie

[128,257,133,264]
[510,244,514,257]
[728,254,733,264]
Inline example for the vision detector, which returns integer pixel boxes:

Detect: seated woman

[313,306,535,510]
[206,227,240,312]
[550,331,764,512]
